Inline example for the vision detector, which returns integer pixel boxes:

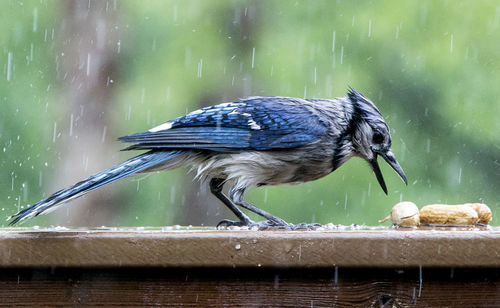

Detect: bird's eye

[372,131,384,144]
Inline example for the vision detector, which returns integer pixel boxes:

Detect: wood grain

[0,228,499,267]
[1,267,499,307]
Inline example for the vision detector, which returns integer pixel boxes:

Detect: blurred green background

[1,0,499,227]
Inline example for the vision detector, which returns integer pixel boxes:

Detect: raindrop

[170,185,176,203]
[331,30,336,53]
[22,182,28,202]
[274,274,279,289]
[418,265,423,297]
[33,7,38,32]
[140,88,146,104]
[395,25,400,40]
[52,122,57,143]
[426,138,431,153]
[313,67,317,84]
[197,59,203,78]
[101,126,107,143]
[6,52,12,81]
[450,34,453,54]
[458,168,462,185]
[333,266,338,285]
[340,45,344,65]
[69,113,74,137]
[251,47,255,69]
[493,6,500,28]
[117,40,121,54]
[368,19,372,37]
[126,105,132,120]
[30,43,34,61]
[86,53,91,76]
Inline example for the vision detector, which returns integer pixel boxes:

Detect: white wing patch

[248,118,261,130]
[149,122,173,132]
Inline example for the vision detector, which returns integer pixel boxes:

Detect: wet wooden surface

[0,227,498,267]
[1,267,499,307]
[1,227,499,307]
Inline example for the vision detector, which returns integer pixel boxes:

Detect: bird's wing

[119,97,328,152]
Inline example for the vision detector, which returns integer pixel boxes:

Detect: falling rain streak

[33,7,38,32]
[86,53,91,76]
[69,114,74,137]
[450,34,454,54]
[52,122,57,143]
[197,59,203,78]
[331,30,336,53]
[251,47,255,69]
[7,52,12,81]
[340,45,344,64]
[101,126,107,143]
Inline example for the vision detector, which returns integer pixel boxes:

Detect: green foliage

[2,0,499,227]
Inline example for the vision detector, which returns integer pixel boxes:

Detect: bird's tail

[8,150,187,225]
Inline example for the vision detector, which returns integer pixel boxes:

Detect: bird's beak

[370,150,407,195]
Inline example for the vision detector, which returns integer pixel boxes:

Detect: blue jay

[9,88,407,229]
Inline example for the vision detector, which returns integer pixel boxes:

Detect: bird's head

[347,87,407,194]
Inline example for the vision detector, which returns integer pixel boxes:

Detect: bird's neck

[331,97,358,171]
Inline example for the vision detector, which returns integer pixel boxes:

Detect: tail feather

[9,150,185,225]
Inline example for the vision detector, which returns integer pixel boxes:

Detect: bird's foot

[291,222,322,230]
[217,218,290,230]
[217,219,320,231]
[216,219,251,229]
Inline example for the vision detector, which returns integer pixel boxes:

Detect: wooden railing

[1,226,499,306]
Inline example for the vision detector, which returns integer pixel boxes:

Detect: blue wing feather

[119,97,327,152]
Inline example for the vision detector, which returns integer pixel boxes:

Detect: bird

[8,87,407,229]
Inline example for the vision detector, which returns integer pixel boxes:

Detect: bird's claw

[217,219,321,231]
[291,222,322,230]
[216,219,250,229]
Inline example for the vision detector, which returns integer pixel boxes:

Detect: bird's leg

[228,186,322,230]
[209,178,254,228]
[229,187,291,229]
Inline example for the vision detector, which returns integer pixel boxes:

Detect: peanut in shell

[419,204,478,225]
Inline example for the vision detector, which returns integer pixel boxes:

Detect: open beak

[370,150,407,195]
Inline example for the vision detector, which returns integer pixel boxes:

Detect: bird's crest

[347,87,385,127]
